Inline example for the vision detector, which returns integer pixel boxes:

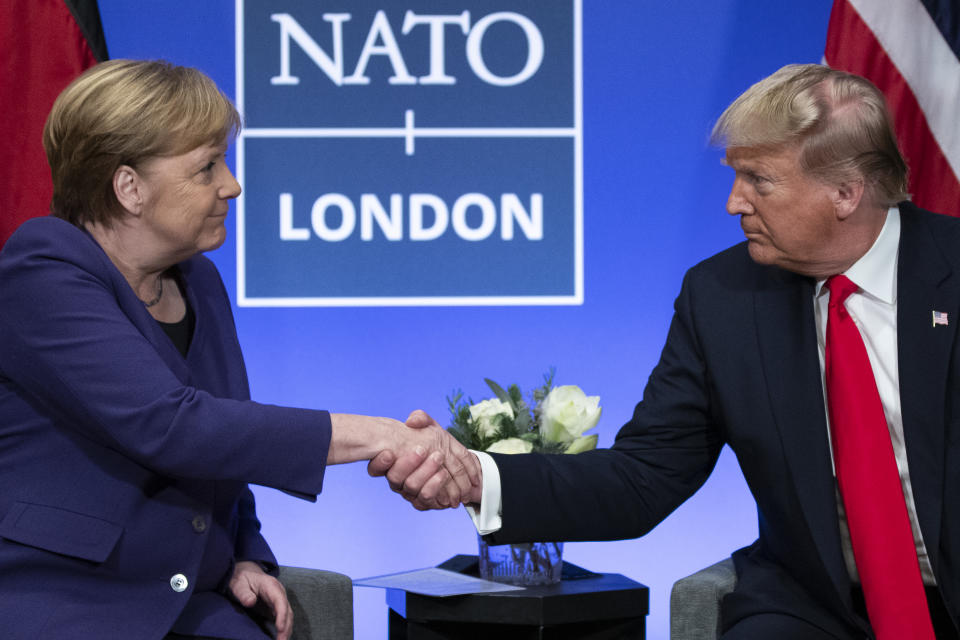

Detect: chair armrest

[278,565,354,640]
[670,557,737,640]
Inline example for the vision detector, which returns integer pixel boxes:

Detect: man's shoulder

[691,241,753,272]
[900,201,960,235]
[899,201,960,267]
[686,241,772,286]
[677,241,806,308]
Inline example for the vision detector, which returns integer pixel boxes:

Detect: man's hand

[228,561,293,640]
[327,411,479,507]
[368,410,483,510]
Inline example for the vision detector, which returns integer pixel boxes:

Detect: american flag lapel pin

[933,310,949,327]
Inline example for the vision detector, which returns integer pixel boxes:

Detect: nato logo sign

[236,0,582,306]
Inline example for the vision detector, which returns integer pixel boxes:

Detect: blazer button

[192,515,207,533]
[170,573,189,593]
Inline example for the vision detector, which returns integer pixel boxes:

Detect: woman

[0,60,476,640]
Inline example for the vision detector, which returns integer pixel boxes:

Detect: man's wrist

[467,450,503,535]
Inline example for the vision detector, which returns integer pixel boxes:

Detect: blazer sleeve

[489,268,725,543]
[0,220,329,497]
[234,487,279,571]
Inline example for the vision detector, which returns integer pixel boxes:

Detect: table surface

[386,555,649,628]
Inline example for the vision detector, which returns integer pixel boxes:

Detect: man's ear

[113,165,143,215]
[834,178,865,221]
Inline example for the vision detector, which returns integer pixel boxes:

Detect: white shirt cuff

[464,450,503,535]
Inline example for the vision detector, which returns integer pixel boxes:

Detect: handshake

[327,410,482,510]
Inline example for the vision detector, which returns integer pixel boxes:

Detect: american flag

[933,310,949,326]
[824,0,960,217]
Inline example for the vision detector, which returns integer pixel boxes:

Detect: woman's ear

[113,165,143,215]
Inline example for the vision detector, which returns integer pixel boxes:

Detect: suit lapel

[753,268,853,604]
[114,270,193,384]
[89,230,194,385]
[897,206,958,571]
[749,205,957,614]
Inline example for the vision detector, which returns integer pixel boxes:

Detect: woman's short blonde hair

[43,59,242,226]
[710,64,908,207]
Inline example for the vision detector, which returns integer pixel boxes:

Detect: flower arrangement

[446,369,601,456]
[446,369,602,585]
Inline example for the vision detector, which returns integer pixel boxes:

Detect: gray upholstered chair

[669,557,737,640]
[278,565,354,639]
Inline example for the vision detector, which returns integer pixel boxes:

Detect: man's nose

[726,179,753,216]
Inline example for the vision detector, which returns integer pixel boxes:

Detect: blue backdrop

[97,1,833,638]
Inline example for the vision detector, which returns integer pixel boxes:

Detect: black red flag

[0,0,108,248]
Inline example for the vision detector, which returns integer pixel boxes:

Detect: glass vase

[477,534,563,586]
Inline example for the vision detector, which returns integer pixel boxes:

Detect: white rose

[469,398,514,438]
[486,437,534,454]
[540,385,602,444]
[564,434,599,454]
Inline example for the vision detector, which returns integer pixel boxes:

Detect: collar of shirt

[814,206,900,302]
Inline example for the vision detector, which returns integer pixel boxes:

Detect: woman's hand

[327,412,480,508]
[228,561,293,640]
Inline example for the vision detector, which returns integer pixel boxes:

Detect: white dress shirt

[814,207,935,585]
[470,206,936,585]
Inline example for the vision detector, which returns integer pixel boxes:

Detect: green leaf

[532,367,556,426]
[537,438,567,455]
[484,378,512,405]
[514,407,533,431]
[497,414,523,439]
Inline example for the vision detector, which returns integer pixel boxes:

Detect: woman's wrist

[328,413,401,464]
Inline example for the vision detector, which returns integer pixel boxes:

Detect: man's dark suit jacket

[0,217,331,639]
[488,202,960,636]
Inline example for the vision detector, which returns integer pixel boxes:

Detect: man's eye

[203,161,216,172]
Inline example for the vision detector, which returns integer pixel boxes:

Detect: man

[370,65,960,640]
[373,64,960,638]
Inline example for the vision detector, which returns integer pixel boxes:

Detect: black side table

[386,555,649,639]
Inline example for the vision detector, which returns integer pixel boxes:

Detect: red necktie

[825,274,934,639]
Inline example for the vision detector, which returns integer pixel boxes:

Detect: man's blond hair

[711,64,908,207]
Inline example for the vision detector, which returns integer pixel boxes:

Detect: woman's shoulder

[0,218,124,330]
[178,253,233,306]
[0,216,107,275]
[179,252,223,287]
[6,214,85,241]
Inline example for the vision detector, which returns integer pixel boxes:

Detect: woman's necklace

[142,276,164,307]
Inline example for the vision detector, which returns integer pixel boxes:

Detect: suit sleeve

[0,225,329,497]
[489,269,725,543]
